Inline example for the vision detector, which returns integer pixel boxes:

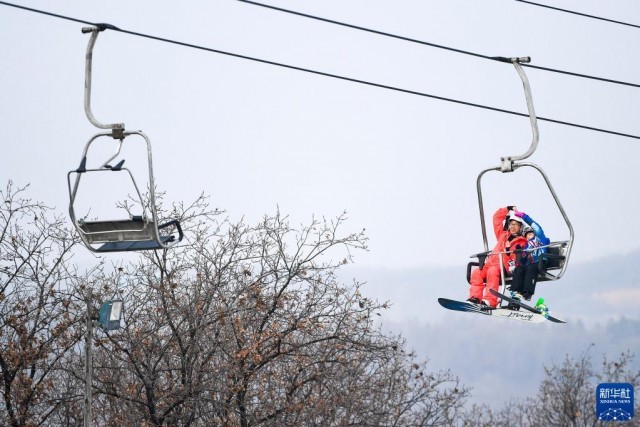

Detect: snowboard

[438,297,547,323]
[489,289,566,324]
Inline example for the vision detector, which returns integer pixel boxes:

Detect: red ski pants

[469,263,501,307]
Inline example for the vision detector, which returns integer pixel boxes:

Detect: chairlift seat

[78,216,180,252]
[79,216,153,243]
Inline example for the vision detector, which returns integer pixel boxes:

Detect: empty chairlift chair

[68,25,183,253]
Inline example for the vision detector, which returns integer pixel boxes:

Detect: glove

[507,205,514,211]
[514,211,525,218]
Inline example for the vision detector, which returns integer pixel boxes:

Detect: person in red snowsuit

[468,206,528,307]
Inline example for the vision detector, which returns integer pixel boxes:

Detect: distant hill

[341,249,640,409]
[342,248,640,324]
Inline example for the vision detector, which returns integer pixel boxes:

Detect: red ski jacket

[485,207,528,270]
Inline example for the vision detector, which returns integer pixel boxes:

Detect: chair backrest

[536,243,567,282]
[79,217,154,244]
[544,246,563,269]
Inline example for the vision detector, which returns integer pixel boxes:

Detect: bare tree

[0,181,84,426]
[0,184,469,425]
[459,401,531,427]
[84,195,468,426]
[468,348,640,427]
[535,349,598,427]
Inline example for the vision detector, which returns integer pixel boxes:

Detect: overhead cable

[1,1,639,140]
[237,0,640,89]
[515,0,640,29]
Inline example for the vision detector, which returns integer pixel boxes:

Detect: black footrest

[96,235,174,252]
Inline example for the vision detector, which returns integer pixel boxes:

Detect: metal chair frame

[471,57,574,292]
[68,25,182,253]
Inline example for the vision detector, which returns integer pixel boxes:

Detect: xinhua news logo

[596,383,634,422]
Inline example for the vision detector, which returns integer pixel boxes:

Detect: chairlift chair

[68,25,183,253]
[467,57,574,290]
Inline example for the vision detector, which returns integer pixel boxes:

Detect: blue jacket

[519,213,550,266]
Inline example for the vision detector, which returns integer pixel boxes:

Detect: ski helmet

[522,225,534,237]
[506,215,523,227]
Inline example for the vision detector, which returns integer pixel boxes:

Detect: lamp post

[84,288,93,427]
[84,288,124,427]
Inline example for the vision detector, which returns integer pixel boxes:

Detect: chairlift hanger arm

[83,25,125,137]
[494,57,540,172]
[475,57,540,250]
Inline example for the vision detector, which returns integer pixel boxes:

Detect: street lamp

[98,299,124,331]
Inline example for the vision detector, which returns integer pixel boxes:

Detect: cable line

[0,1,91,25]
[239,0,493,62]
[237,0,640,89]
[515,0,640,29]
[1,1,639,140]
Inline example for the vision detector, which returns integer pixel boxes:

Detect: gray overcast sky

[2,0,640,408]
[3,0,640,313]
[2,0,639,270]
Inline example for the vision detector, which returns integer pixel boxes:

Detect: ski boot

[479,299,494,311]
[535,298,549,318]
[510,290,523,301]
[507,290,522,310]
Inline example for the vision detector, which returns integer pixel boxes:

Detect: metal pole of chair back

[475,57,574,281]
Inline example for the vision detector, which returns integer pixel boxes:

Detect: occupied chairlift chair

[466,57,574,291]
[68,25,183,253]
